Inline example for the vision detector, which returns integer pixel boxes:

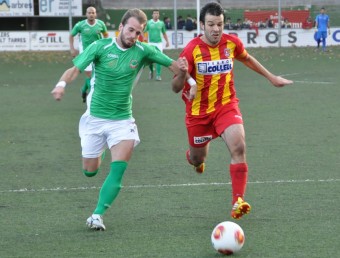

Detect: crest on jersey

[130,59,138,69]
[224,48,231,57]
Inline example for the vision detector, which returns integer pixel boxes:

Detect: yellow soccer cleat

[186,150,205,174]
[231,197,251,220]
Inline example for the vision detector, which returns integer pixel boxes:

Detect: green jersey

[145,19,166,43]
[73,38,173,120]
[71,19,107,50]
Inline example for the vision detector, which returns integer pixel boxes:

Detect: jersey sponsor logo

[197,59,233,75]
[194,135,212,144]
[107,53,118,59]
[107,53,119,68]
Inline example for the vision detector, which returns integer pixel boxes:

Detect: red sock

[229,163,248,204]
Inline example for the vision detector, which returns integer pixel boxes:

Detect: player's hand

[184,84,197,101]
[165,41,170,48]
[328,29,331,35]
[177,57,188,73]
[70,49,79,57]
[51,86,65,101]
[270,76,293,88]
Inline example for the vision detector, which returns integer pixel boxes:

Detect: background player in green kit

[51,8,194,231]
[69,6,109,103]
[144,9,170,81]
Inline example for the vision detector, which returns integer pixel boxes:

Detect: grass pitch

[0,46,340,257]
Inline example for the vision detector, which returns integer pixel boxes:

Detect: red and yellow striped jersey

[180,33,248,116]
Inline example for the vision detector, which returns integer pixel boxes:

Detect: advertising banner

[0,31,30,50]
[0,0,34,16]
[0,29,339,52]
[244,10,310,29]
[172,29,340,48]
[39,0,82,16]
[30,31,70,50]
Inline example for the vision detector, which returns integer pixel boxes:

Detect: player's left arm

[163,32,170,47]
[102,31,109,38]
[162,24,170,47]
[101,21,109,38]
[237,54,293,87]
[328,17,331,35]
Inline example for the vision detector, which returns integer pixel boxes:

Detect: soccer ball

[211,221,245,255]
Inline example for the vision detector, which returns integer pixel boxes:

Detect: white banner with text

[0,0,34,16]
[1,29,339,51]
[38,0,82,16]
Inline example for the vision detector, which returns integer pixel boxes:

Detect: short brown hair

[121,9,147,27]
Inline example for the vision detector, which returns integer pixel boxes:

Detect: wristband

[187,78,196,87]
[55,81,66,88]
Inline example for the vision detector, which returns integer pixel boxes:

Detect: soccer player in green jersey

[51,8,195,231]
[144,9,170,81]
[69,6,109,103]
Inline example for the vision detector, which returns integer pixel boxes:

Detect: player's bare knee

[230,141,246,158]
[82,158,101,172]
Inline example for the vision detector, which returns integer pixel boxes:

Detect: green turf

[1,46,340,257]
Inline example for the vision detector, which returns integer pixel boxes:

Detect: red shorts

[185,103,243,147]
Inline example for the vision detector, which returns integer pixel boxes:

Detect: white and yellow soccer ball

[211,221,245,255]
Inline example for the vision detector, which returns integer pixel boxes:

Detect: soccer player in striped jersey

[69,6,109,103]
[172,2,293,220]
[52,9,191,231]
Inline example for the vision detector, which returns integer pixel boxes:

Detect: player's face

[119,17,144,48]
[201,14,224,46]
[86,8,96,22]
[152,11,160,20]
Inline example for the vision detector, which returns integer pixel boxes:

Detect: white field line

[1,178,339,194]
[279,73,301,77]
[279,73,335,85]
[293,80,334,84]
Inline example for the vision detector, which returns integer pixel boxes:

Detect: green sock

[149,64,154,72]
[81,78,91,93]
[156,64,161,76]
[93,161,127,215]
[83,168,99,177]
[82,151,106,177]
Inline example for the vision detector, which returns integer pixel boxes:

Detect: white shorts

[149,42,163,52]
[79,44,93,72]
[84,63,93,72]
[79,114,140,158]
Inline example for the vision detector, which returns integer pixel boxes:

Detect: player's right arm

[314,16,319,32]
[51,66,81,101]
[52,40,100,101]
[170,57,197,101]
